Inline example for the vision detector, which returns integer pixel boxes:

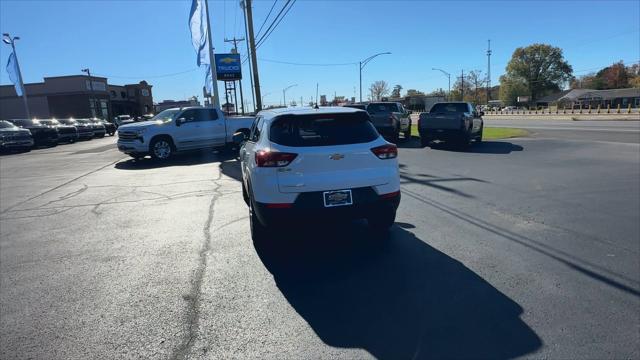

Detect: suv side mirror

[479,111,485,116]
[232,131,247,144]
[176,118,186,126]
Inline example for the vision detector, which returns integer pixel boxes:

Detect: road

[1,120,639,359]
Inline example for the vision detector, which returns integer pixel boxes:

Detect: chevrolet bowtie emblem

[329,154,344,160]
[219,57,237,64]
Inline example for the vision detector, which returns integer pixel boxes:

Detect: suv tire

[404,126,411,140]
[249,195,268,242]
[150,137,174,161]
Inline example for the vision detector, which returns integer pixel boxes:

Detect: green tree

[405,89,425,97]
[505,44,573,101]
[499,75,528,106]
[391,84,403,98]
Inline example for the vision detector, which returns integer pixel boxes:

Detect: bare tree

[369,80,390,101]
[466,70,486,103]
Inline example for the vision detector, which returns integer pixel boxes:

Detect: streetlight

[261,92,272,107]
[2,33,30,119]
[81,68,98,118]
[359,52,391,102]
[432,68,451,101]
[283,84,297,107]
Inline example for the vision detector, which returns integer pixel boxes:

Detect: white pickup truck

[117,107,253,160]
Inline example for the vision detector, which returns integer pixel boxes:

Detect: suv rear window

[270,112,379,147]
[366,103,399,113]
[430,103,469,113]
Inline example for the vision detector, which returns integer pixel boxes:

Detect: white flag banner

[205,64,213,95]
[6,52,24,97]
[189,0,210,66]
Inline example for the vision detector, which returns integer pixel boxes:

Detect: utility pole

[487,39,492,103]
[81,68,98,118]
[225,37,245,114]
[432,68,451,101]
[244,0,262,111]
[204,0,220,108]
[240,1,255,112]
[3,33,31,119]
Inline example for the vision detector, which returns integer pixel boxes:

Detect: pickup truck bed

[418,102,483,148]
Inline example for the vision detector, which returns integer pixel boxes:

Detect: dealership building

[0,75,153,120]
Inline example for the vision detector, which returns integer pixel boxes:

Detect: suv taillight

[255,150,298,167]
[371,144,397,159]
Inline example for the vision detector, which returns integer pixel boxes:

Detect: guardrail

[484,104,639,115]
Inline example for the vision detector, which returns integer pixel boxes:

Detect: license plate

[323,190,353,208]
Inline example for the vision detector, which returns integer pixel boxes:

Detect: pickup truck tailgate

[419,113,462,130]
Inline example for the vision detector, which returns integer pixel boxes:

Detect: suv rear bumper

[254,187,400,227]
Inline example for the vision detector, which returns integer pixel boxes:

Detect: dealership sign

[214,53,242,81]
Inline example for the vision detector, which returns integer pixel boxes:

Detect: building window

[141,89,150,97]
[121,91,126,98]
[110,90,116,98]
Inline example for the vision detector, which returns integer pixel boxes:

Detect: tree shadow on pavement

[254,223,542,359]
[114,149,238,170]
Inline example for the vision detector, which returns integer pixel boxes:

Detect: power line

[255,0,295,48]
[255,0,278,39]
[93,68,198,79]
[259,58,357,66]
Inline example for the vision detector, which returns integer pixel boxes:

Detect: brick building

[0,75,152,120]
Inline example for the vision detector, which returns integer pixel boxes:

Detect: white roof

[258,106,363,118]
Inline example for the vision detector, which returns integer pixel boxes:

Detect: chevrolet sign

[214,53,242,81]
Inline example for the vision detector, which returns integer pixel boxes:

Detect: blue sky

[1,0,639,110]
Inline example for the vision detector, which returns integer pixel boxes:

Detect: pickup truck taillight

[371,144,398,159]
[255,150,298,167]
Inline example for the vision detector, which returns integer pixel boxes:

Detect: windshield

[270,112,379,147]
[366,103,399,114]
[151,109,180,123]
[0,121,17,129]
[430,103,469,113]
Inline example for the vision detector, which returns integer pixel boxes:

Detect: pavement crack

[171,184,220,360]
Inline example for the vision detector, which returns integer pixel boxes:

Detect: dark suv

[0,120,34,151]
[37,119,78,143]
[59,118,94,140]
[7,119,59,146]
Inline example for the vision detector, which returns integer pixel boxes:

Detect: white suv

[238,107,401,240]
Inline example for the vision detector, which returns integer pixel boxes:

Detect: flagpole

[4,34,30,119]
[204,0,220,108]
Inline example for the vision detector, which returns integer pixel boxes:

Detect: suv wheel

[249,196,268,242]
[242,180,250,206]
[150,137,173,160]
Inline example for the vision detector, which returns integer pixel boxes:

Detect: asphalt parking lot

[1,120,639,359]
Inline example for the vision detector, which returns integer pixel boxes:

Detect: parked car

[98,120,116,136]
[418,102,483,148]
[58,118,94,140]
[114,115,133,127]
[7,119,58,146]
[236,106,401,241]
[37,119,78,143]
[76,118,106,138]
[343,104,367,111]
[365,102,411,142]
[117,107,253,160]
[0,120,34,151]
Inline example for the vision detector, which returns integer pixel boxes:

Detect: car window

[0,121,16,129]
[269,112,379,147]
[179,109,200,123]
[250,117,263,142]
[204,109,219,121]
[430,103,469,113]
[366,103,399,114]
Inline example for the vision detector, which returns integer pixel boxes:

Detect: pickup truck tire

[420,137,430,148]
[150,136,174,161]
[476,127,483,143]
[391,127,400,144]
[403,126,411,140]
[242,180,250,206]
